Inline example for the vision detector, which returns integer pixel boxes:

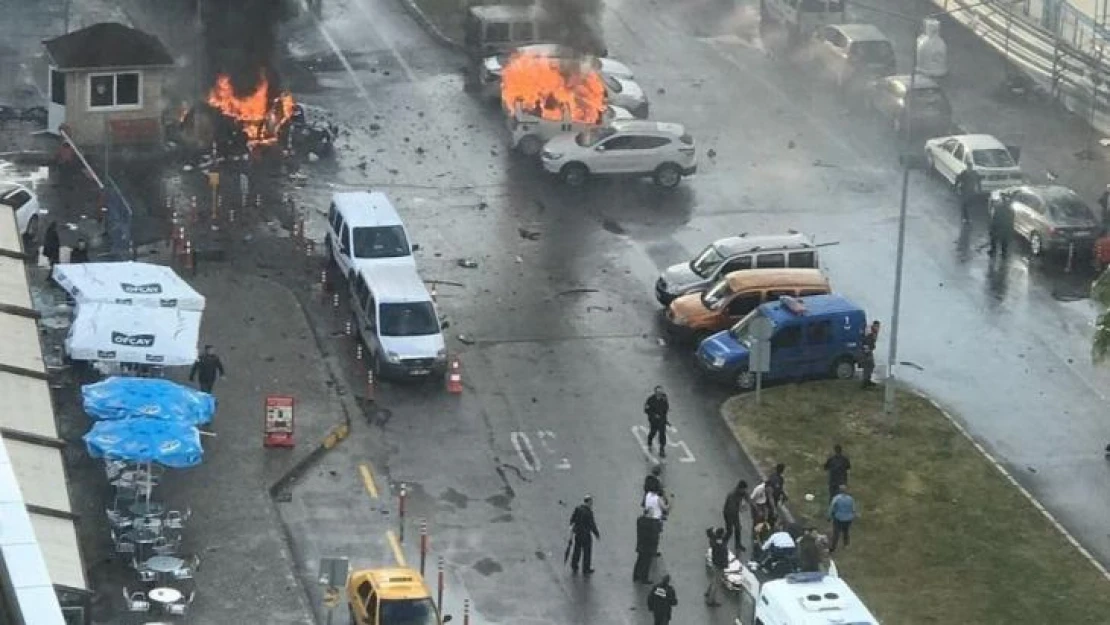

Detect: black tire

[654,163,682,188]
[561,163,588,187]
[518,135,542,156]
[736,368,756,391]
[830,357,856,380]
[24,214,39,248]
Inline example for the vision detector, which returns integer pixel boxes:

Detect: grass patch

[411,0,466,43]
[723,380,1110,625]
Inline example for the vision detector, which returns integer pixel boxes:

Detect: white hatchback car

[924,134,1024,196]
[541,121,697,187]
[0,183,44,247]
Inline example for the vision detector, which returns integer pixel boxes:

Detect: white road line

[346,0,420,83]
[510,431,540,472]
[536,430,556,454]
[665,426,697,463]
[304,9,374,103]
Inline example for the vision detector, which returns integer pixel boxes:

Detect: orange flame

[500,52,607,124]
[206,73,294,149]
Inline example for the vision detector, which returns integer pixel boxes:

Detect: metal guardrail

[933,0,1110,134]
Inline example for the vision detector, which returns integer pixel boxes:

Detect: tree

[1092,267,1110,362]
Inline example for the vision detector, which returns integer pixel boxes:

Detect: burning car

[508,101,633,156]
[288,103,338,158]
[500,50,614,155]
[480,43,634,101]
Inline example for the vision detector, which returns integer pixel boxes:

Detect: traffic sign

[748,316,774,374]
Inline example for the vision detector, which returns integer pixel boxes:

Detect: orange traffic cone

[446,357,462,394]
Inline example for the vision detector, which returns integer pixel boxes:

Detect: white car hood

[544,133,582,154]
[380,332,445,359]
[661,262,702,292]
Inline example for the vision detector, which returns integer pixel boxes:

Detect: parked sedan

[866,75,952,137]
[0,183,44,247]
[541,120,696,187]
[924,134,1024,196]
[808,24,896,90]
[988,185,1101,256]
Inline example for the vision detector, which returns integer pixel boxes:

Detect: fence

[933,0,1110,134]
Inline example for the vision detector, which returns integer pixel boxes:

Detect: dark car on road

[988,185,1101,256]
[866,75,952,137]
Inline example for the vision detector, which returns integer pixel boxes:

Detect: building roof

[0,204,86,625]
[43,22,174,71]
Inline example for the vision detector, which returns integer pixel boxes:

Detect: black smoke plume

[537,0,607,56]
[201,0,294,95]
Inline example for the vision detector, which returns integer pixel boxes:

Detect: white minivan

[350,264,447,379]
[325,191,417,282]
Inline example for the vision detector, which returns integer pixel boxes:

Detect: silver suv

[654,232,820,305]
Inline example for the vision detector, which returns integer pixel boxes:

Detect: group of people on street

[42,221,89,268]
[567,387,861,623]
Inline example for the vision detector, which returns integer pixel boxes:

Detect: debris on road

[518,227,542,240]
[369,122,381,131]
[557,288,599,296]
[458,334,475,345]
[787,140,796,149]
[707,148,717,159]
[586,305,612,312]
[457,258,479,268]
[477,201,488,210]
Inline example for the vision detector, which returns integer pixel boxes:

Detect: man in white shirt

[749,480,770,525]
[759,523,797,575]
[644,490,669,526]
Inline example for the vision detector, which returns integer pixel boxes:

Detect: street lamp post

[880,0,1024,418]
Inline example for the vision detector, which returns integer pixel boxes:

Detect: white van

[350,265,447,379]
[325,191,417,282]
[736,571,879,625]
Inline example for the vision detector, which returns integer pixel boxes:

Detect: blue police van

[695,294,867,390]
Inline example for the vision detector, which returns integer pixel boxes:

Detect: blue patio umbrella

[84,418,204,470]
[82,377,215,426]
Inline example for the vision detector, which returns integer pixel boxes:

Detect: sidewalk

[38,253,336,624]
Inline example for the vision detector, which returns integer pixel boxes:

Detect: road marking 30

[630,425,697,464]
[386,530,407,566]
[359,463,379,499]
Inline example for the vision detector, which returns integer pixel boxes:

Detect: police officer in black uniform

[568,495,600,575]
[647,574,677,625]
[644,386,669,457]
[860,321,880,389]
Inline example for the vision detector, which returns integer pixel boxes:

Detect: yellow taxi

[346,567,453,625]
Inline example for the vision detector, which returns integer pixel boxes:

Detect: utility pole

[63,0,71,33]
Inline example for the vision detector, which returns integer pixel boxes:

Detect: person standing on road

[644,386,670,457]
[644,488,669,532]
[42,222,60,269]
[766,463,788,524]
[643,465,663,505]
[569,495,600,575]
[823,444,851,501]
[828,485,856,553]
[189,345,226,394]
[721,480,749,554]
[647,575,677,625]
[749,478,770,526]
[704,527,728,607]
[1099,184,1110,231]
[989,195,1015,257]
[860,321,880,389]
[955,167,981,223]
[633,508,661,583]
[68,238,89,264]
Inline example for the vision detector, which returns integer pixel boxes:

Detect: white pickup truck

[506,101,633,156]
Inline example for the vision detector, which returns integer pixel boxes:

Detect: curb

[919,392,1110,583]
[395,0,467,52]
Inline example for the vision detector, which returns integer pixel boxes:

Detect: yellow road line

[386,530,407,566]
[359,463,379,499]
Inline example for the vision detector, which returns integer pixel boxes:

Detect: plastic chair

[106,509,133,531]
[152,536,180,557]
[172,566,194,580]
[164,510,184,530]
[137,568,157,583]
[166,591,196,617]
[122,588,150,612]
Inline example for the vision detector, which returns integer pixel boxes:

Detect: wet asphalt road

[275,0,1110,621]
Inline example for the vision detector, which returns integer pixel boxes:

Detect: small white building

[42,23,175,147]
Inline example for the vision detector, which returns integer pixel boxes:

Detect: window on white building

[87,72,141,109]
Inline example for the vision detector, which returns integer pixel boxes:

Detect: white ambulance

[735,569,880,625]
[506,101,633,156]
